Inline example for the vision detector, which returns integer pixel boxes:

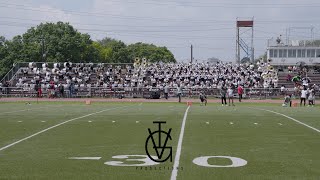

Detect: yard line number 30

[104,155,247,168]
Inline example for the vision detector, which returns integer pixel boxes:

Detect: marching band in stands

[0,58,319,99]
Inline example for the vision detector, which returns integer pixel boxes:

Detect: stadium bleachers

[1,61,319,98]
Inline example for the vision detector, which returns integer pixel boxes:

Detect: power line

[1,20,315,40]
[0,22,275,39]
[0,19,235,33]
[0,3,217,23]
[3,2,320,23]
[117,0,320,7]
[0,16,229,28]
[19,0,320,9]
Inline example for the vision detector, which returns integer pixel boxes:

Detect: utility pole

[40,35,45,62]
[190,44,193,64]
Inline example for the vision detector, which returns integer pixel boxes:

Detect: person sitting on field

[199,92,207,106]
[283,94,292,107]
[308,90,315,107]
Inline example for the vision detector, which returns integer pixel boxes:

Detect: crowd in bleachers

[136,61,278,89]
[6,61,280,94]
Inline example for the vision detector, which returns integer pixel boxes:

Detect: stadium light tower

[236,17,254,64]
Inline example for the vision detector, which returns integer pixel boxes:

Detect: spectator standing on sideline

[4,81,9,95]
[280,85,286,95]
[199,92,207,106]
[220,85,227,106]
[35,81,42,98]
[59,84,64,98]
[237,85,244,102]
[227,86,235,106]
[300,87,307,106]
[177,85,182,103]
[164,84,169,100]
[69,83,74,98]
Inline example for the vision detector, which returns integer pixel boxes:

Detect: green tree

[126,42,175,63]
[92,41,113,63]
[0,36,9,79]
[17,22,96,63]
[0,36,25,79]
[0,23,177,79]
[98,37,126,50]
[97,37,127,63]
[0,22,99,78]
[112,48,130,63]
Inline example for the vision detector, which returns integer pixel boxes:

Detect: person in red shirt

[237,85,244,102]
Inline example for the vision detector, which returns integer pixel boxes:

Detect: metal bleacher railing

[0,63,22,83]
[0,86,310,100]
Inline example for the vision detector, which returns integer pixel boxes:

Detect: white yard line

[0,105,61,115]
[0,105,131,152]
[252,107,320,133]
[170,105,191,180]
[68,157,101,160]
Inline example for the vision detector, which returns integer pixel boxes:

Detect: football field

[0,101,319,180]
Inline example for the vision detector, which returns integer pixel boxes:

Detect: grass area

[0,101,319,180]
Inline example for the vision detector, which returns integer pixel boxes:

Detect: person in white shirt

[300,87,307,106]
[164,84,169,100]
[280,85,286,95]
[308,91,315,107]
[227,85,235,106]
[307,88,315,106]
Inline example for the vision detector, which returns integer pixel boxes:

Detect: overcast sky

[1,0,320,62]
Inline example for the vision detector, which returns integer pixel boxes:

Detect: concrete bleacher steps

[278,71,320,88]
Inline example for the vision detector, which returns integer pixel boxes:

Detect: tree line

[0,22,176,79]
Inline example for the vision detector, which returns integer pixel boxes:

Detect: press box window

[269,49,274,58]
[307,49,315,57]
[288,49,296,58]
[273,49,278,58]
[297,49,305,58]
[279,49,288,58]
[317,49,320,58]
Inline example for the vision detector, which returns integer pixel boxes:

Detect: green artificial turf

[0,101,319,180]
